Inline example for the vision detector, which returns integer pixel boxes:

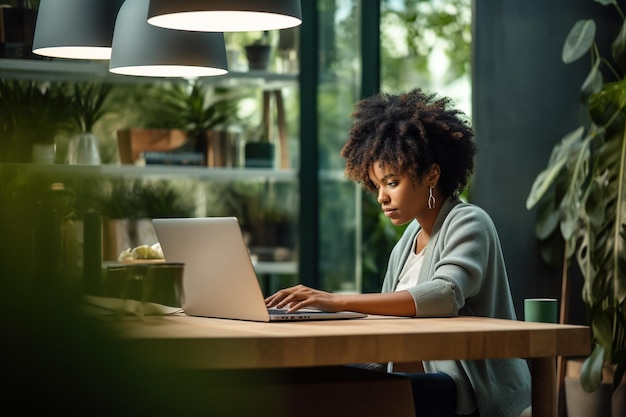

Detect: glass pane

[317,0,362,292]
[359,0,473,291]
[380,0,472,114]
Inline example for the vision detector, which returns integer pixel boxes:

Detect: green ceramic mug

[524,298,558,323]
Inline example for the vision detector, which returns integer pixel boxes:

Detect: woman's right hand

[265,284,343,313]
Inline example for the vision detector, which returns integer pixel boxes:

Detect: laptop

[152,217,367,322]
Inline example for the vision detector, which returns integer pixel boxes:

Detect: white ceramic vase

[67,132,101,165]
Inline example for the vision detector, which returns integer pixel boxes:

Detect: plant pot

[245,44,271,71]
[116,128,189,164]
[206,129,242,167]
[564,359,626,417]
[244,142,274,168]
[66,132,101,165]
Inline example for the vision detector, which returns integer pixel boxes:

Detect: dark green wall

[471,0,621,323]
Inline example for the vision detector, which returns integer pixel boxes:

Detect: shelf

[102,260,296,276]
[1,162,298,182]
[100,164,298,182]
[0,58,298,87]
[1,162,357,184]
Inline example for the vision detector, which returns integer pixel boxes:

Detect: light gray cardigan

[382,195,531,417]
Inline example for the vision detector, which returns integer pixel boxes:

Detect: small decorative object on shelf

[142,151,204,166]
[245,31,272,71]
[243,88,288,169]
[245,123,274,168]
[66,132,101,165]
[66,82,114,166]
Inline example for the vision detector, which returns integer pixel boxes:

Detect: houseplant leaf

[70,82,114,133]
[562,19,595,64]
[535,197,560,240]
[611,19,626,73]
[581,344,606,392]
[588,81,626,136]
[594,0,618,6]
[559,130,592,240]
[580,53,603,104]
[526,126,584,209]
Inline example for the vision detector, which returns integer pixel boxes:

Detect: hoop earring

[428,186,436,210]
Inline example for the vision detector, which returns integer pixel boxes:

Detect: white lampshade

[32,0,124,60]
[147,0,302,32]
[109,0,228,77]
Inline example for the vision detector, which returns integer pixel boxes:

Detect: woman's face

[368,162,432,226]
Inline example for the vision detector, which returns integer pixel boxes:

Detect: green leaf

[535,197,560,239]
[578,225,596,299]
[593,310,615,349]
[580,54,603,104]
[559,130,593,240]
[581,344,606,392]
[611,20,626,73]
[526,127,584,209]
[594,0,617,6]
[562,20,596,64]
[559,194,581,240]
[584,178,606,228]
[588,81,626,133]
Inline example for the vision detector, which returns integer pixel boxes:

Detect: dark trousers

[394,372,458,417]
[395,372,480,417]
[349,365,479,417]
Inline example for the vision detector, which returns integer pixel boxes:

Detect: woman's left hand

[265,284,342,312]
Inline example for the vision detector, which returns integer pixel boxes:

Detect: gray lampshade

[147,0,302,32]
[109,0,228,77]
[32,0,124,60]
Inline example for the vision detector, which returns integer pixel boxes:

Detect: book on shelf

[142,151,204,166]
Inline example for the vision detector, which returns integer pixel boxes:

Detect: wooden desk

[107,315,590,417]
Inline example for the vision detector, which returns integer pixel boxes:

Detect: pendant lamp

[109,0,228,77]
[147,0,302,32]
[32,0,124,60]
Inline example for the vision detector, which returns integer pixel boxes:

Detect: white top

[395,232,425,292]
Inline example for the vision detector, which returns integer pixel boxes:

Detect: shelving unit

[1,2,366,294]
[0,58,298,86]
[0,52,303,289]
[10,162,298,181]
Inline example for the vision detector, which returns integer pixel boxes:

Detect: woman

[265,89,531,417]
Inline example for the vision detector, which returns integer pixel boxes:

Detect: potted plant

[245,31,272,71]
[214,181,296,261]
[92,178,197,260]
[65,81,115,165]
[526,0,625,412]
[244,121,275,168]
[118,80,244,166]
[0,79,73,163]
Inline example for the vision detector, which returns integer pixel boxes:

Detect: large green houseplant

[526,0,625,392]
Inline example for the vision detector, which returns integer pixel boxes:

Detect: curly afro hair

[340,88,476,198]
